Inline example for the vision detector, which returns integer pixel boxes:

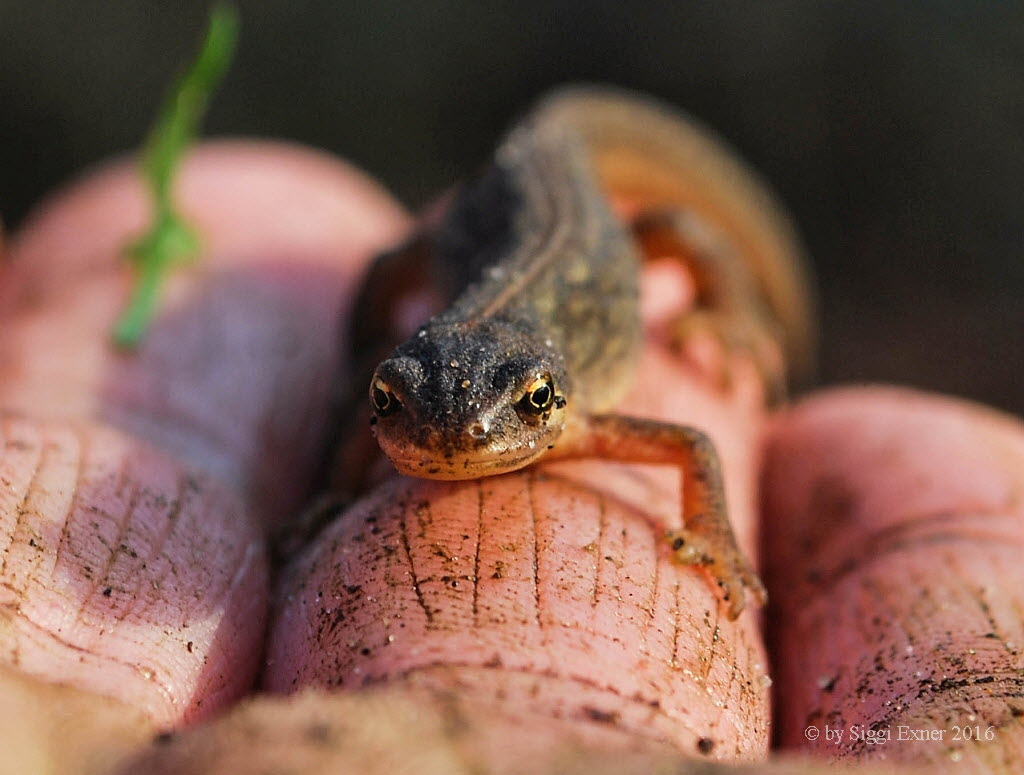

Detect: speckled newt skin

[355,86,814,618]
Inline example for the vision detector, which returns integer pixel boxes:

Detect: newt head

[368,320,569,479]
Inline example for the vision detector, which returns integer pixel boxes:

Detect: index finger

[266,271,773,760]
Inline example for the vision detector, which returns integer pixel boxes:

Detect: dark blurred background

[1,1,1021,414]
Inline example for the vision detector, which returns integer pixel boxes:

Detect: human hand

[1,140,1020,774]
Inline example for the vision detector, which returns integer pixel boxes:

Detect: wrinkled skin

[0,141,1022,774]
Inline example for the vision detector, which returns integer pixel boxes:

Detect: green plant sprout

[113,4,239,347]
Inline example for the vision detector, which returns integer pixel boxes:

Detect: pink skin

[764,388,1024,767]
[0,413,265,726]
[2,140,1020,771]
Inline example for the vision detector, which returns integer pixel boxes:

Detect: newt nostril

[468,422,489,440]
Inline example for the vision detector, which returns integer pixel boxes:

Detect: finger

[763,386,1024,767]
[1,140,410,525]
[268,329,774,762]
[0,412,265,727]
[0,142,408,730]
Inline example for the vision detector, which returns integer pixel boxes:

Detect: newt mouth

[380,443,547,480]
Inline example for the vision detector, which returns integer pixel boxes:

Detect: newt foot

[665,527,767,620]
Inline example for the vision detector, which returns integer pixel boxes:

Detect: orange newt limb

[551,413,768,619]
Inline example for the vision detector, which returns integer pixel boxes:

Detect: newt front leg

[552,414,766,620]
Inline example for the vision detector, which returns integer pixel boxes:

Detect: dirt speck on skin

[582,706,620,725]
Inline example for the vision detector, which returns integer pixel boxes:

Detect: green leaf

[113,4,239,348]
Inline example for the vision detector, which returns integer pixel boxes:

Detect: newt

[350,86,813,619]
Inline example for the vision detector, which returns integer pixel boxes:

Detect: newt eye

[370,377,401,416]
[517,374,556,416]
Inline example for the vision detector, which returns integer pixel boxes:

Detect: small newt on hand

[353,86,813,619]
